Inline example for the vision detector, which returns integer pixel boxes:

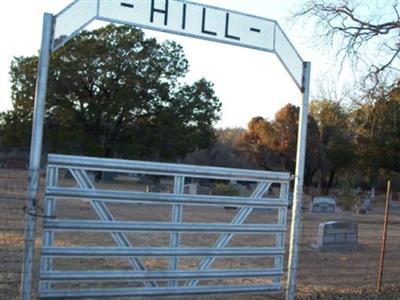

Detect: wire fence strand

[1,165,400,299]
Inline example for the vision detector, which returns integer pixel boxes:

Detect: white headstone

[184,183,198,195]
[311,197,336,213]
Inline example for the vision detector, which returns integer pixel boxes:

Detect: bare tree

[293,0,400,87]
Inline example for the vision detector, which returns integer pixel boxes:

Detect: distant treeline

[1,24,399,192]
[184,81,400,192]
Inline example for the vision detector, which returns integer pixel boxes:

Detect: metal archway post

[286,61,311,300]
[20,13,54,300]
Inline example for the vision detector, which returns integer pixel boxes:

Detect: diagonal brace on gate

[186,181,272,287]
[69,168,156,287]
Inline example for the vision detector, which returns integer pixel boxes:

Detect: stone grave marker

[317,221,358,251]
[389,200,400,210]
[102,171,116,182]
[362,195,372,211]
[311,197,336,213]
[184,183,198,195]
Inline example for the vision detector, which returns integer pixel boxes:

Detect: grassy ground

[1,169,400,299]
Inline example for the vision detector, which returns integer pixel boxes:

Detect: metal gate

[38,154,289,298]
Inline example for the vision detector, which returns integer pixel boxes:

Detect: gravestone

[311,197,336,213]
[87,172,96,183]
[389,200,400,210]
[362,195,372,211]
[102,171,116,182]
[184,183,198,195]
[145,184,161,193]
[197,185,211,195]
[371,187,376,200]
[317,221,358,251]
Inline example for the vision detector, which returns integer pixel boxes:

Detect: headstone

[197,186,211,195]
[371,187,376,200]
[356,186,362,194]
[146,184,161,193]
[87,172,96,183]
[311,197,336,213]
[102,171,116,182]
[389,200,400,210]
[317,221,358,251]
[362,195,372,210]
[128,173,141,181]
[184,183,198,195]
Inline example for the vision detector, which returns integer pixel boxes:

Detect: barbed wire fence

[1,162,400,299]
[0,153,45,300]
[294,195,400,298]
[0,169,28,299]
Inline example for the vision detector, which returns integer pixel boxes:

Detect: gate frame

[21,2,311,300]
[39,154,290,298]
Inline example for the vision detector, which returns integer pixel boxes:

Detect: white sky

[0,0,337,128]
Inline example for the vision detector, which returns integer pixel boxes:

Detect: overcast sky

[0,0,340,128]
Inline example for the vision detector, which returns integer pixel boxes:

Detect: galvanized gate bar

[43,220,286,233]
[48,154,291,181]
[41,269,283,281]
[40,283,282,299]
[42,246,285,257]
[68,168,156,287]
[45,187,287,207]
[40,166,58,291]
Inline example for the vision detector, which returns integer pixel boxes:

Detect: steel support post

[286,61,311,300]
[21,13,54,300]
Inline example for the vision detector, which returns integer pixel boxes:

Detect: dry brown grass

[1,170,400,299]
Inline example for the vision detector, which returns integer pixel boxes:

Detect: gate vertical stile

[274,182,288,284]
[40,166,58,292]
[170,175,185,286]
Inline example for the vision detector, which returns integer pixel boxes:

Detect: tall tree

[237,117,282,171]
[352,81,400,179]
[3,25,221,161]
[273,104,320,187]
[310,99,355,190]
[293,0,400,86]
[237,104,320,187]
[183,128,254,169]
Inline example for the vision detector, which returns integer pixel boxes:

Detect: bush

[212,182,240,196]
[337,194,357,210]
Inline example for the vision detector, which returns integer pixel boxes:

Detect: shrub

[337,194,358,211]
[212,182,240,196]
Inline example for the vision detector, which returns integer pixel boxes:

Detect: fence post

[20,13,53,300]
[377,180,391,292]
[286,61,311,300]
